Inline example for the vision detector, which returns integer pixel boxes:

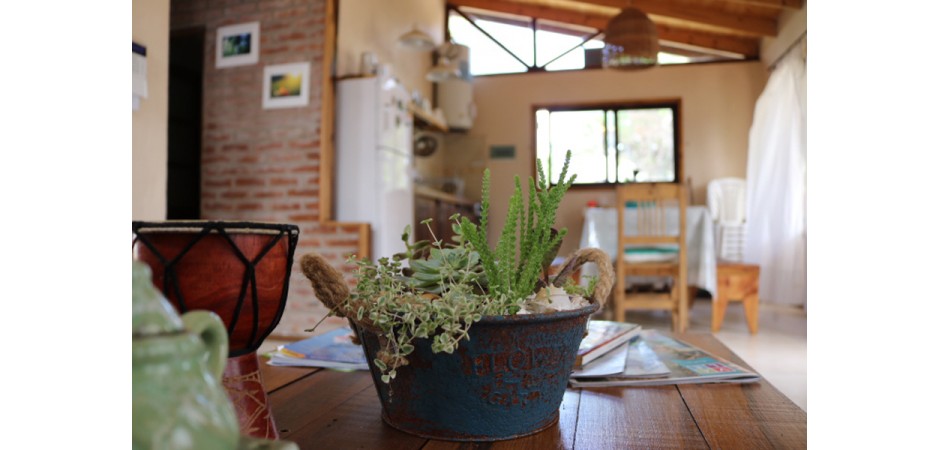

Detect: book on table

[575,320,642,368]
[266,326,369,370]
[569,329,760,388]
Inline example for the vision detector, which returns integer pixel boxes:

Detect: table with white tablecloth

[578,206,717,296]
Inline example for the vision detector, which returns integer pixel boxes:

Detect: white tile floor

[262,298,808,412]
[618,298,807,411]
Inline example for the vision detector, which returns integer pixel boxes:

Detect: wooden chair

[613,183,689,332]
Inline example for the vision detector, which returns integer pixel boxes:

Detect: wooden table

[260,333,806,449]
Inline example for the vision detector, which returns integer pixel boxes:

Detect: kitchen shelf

[409,104,449,133]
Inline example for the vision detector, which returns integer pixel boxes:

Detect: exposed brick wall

[171,0,359,338]
[279,221,362,337]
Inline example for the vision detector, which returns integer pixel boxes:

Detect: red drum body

[133,221,300,439]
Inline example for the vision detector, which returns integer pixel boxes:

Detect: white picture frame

[215,22,260,68]
[262,62,311,109]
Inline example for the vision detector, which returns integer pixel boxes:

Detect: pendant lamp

[398,27,436,51]
[602,7,659,69]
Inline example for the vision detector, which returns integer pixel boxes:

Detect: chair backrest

[615,183,687,261]
[613,183,689,331]
[707,177,747,225]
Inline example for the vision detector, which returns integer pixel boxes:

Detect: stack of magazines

[569,328,760,387]
[267,326,369,370]
[575,320,642,367]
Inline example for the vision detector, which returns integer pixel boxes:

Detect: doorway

[167,28,204,219]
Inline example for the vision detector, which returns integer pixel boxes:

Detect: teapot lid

[133,260,184,336]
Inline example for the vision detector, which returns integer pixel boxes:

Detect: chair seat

[620,292,675,310]
[624,246,678,263]
[621,261,680,277]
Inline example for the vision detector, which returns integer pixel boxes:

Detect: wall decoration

[215,22,260,68]
[262,62,311,109]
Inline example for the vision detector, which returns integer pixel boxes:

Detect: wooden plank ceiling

[446,0,803,60]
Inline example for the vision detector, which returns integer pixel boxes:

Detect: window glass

[616,108,675,183]
[534,20,598,70]
[659,53,693,65]
[448,12,528,75]
[536,102,679,186]
[537,30,584,70]
[537,109,607,184]
[473,17,534,67]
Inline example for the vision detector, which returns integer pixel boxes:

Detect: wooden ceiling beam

[572,0,777,36]
[657,24,758,57]
[718,0,803,8]
[448,0,760,57]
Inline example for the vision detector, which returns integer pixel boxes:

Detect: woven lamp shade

[603,7,659,70]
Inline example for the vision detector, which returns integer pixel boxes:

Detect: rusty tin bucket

[357,302,599,441]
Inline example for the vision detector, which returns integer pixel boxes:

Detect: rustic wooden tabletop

[260,332,807,449]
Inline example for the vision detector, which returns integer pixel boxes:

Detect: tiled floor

[261,297,808,412]
[618,298,808,411]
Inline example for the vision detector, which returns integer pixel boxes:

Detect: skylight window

[447,6,711,76]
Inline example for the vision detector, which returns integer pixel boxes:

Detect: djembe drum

[132,221,299,440]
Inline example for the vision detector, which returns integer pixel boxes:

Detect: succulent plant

[395,219,487,295]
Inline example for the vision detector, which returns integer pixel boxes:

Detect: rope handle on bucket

[548,247,613,310]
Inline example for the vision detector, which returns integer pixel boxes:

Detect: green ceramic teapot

[133,260,241,449]
[133,261,301,450]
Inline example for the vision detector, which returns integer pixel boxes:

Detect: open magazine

[571,336,669,379]
[569,330,760,387]
[267,326,369,370]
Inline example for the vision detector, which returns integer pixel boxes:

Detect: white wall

[132,0,169,220]
[336,0,444,103]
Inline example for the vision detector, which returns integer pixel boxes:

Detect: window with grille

[446,6,694,77]
[535,101,681,186]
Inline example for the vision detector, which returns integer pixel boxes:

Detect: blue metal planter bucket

[357,302,599,441]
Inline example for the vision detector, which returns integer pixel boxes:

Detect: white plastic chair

[707,178,747,262]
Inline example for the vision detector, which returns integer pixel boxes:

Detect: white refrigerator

[335,76,414,262]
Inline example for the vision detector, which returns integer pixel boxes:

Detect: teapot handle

[181,311,229,381]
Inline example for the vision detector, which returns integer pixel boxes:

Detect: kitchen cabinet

[413,186,479,246]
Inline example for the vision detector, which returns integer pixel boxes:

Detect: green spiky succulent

[458,150,576,304]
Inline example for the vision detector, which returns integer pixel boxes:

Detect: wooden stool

[714,262,760,334]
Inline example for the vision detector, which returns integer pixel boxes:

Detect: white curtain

[744,46,807,308]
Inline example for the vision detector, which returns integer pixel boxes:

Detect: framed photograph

[262,62,311,109]
[215,22,259,68]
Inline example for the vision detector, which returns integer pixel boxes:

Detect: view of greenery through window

[447,10,690,77]
[536,104,678,186]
